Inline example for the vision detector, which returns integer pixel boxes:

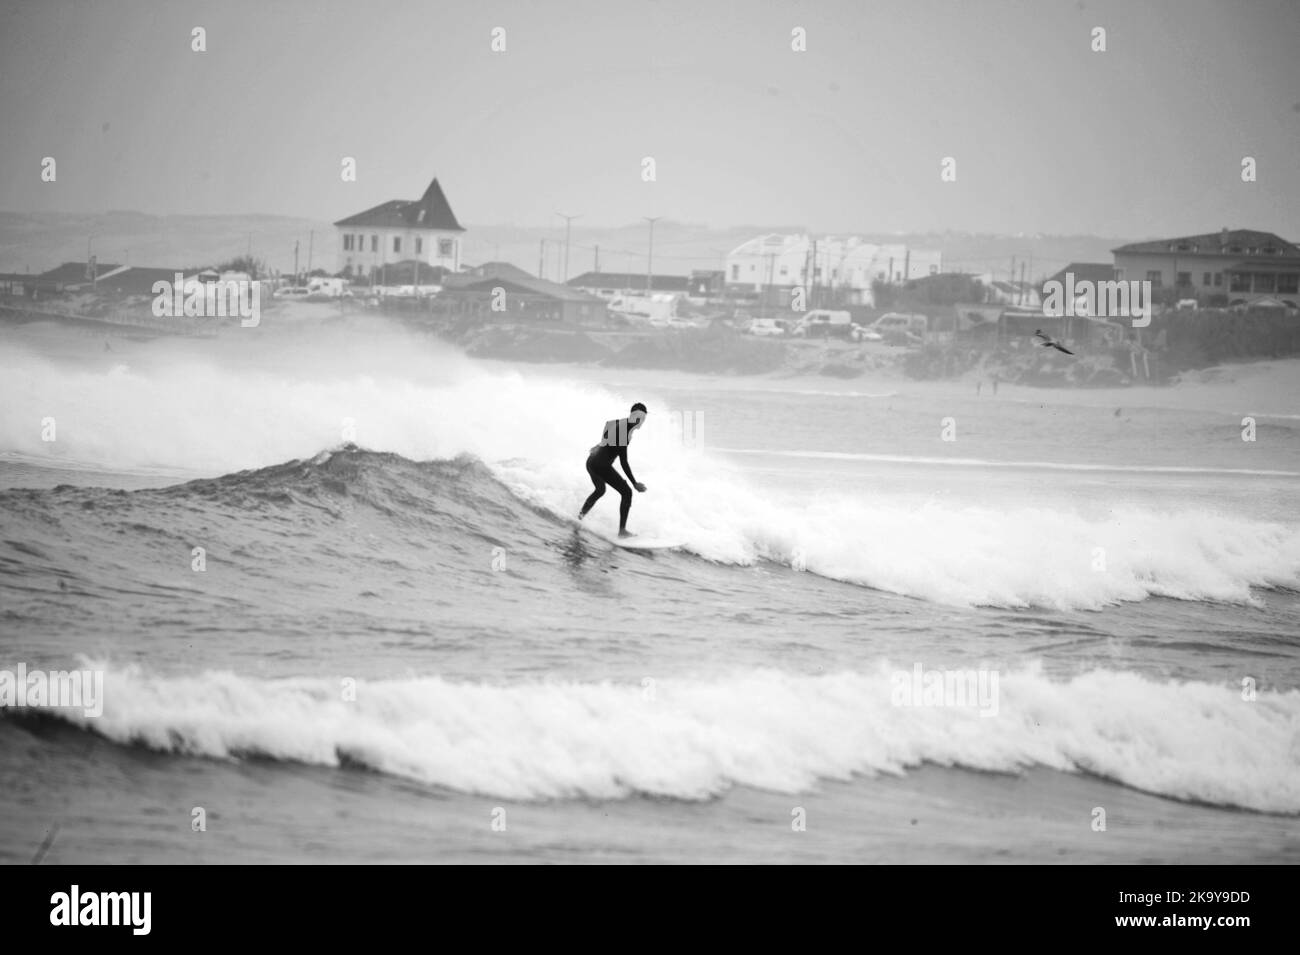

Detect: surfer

[578,402,648,537]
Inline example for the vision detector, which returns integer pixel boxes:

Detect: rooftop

[37,261,125,284]
[334,177,464,232]
[1113,230,1299,257]
[1042,262,1117,287]
[567,271,689,292]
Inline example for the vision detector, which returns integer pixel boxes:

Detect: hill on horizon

[0,210,1131,284]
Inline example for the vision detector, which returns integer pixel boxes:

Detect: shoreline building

[1112,229,1300,306]
[440,262,607,325]
[566,271,690,299]
[725,234,941,306]
[334,176,465,279]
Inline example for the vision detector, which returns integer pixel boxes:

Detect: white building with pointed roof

[334,176,465,277]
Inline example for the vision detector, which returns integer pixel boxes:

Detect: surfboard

[567,517,682,551]
[608,536,683,551]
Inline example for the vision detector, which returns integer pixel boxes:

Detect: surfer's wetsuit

[580,417,639,531]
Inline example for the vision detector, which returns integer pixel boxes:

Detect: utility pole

[307,231,314,275]
[643,216,662,295]
[294,241,300,282]
[808,241,816,310]
[556,212,581,283]
[594,245,600,273]
[539,239,546,280]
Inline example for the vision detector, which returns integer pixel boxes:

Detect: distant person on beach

[976,381,982,396]
[579,402,648,537]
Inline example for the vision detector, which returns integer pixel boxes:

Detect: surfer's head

[629,402,648,429]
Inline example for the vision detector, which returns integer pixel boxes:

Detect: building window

[343,235,352,251]
[1176,272,1192,287]
[371,235,378,252]
[415,238,423,255]
[1214,272,1223,287]
[1202,272,1211,286]
[1254,272,1276,293]
[1278,274,1299,294]
[1115,268,1125,281]
[779,266,788,277]
[929,265,938,275]
[393,237,402,254]
[438,238,454,257]
[1146,270,1162,287]
[1229,272,1250,292]
[730,265,739,280]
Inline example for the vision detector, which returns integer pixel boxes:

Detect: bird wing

[1052,343,1075,355]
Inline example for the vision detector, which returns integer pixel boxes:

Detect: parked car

[792,309,853,338]
[747,318,786,337]
[851,325,883,342]
[273,286,312,299]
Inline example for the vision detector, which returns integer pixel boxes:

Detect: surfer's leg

[604,470,632,532]
[579,457,605,517]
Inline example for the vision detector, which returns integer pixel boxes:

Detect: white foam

[24,663,1300,812]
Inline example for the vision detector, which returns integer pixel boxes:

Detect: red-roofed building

[334,176,465,279]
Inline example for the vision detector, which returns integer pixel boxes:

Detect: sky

[2,0,1298,239]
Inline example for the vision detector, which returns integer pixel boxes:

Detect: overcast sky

[2,0,1297,239]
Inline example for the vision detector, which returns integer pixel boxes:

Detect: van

[872,312,927,345]
[793,309,852,338]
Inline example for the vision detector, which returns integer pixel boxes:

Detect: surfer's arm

[618,446,637,485]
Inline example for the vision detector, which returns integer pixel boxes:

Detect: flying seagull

[1033,329,1074,355]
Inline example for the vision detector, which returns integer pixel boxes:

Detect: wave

[719,448,1300,477]
[5,440,1300,611]
[9,663,1299,812]
[4,320,1300,609]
